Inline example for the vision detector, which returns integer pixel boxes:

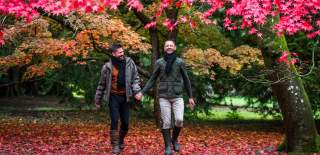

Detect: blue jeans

[109,94,130,131]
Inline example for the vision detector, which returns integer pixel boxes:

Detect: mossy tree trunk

[259,33,319,152]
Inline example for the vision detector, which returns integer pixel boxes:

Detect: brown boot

[119,130,128,150]
[110,130,120,154]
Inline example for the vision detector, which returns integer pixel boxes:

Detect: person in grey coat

[95,43,141,154]
[135,40,195,155]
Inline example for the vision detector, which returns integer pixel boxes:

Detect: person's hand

[135,92,143,101]
[187,98,196,110]
[95,102,101,109]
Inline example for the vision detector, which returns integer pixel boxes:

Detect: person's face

[112,48,125,60]
[164,41,176,54]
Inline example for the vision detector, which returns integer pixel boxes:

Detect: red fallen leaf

[0,31,4,45]
[144,21,156,29]
[279,51,289,63]
[175,1,182,7]
[290,58,298,65]
[278,51,299,65]
[0,118,283,154]
[292,52,298,57]
[190,20,197,29]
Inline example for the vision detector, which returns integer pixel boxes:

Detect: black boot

[161,129,172,155]
[119,130,128,150]
[110,130,120,154]
[172,126,181,152]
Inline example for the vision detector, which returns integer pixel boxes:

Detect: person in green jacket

[135,40,195,155]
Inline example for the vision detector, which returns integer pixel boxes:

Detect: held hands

[135,92,143,101]
[187,98,196,110]
[131,92,143,111]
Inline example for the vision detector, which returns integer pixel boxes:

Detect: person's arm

[180,60,196,110]
[140,62,161,94]
[180,60,193,98]
[95,65,107,105]
[131,61,141,94]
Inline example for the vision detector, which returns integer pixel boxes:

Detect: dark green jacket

[141,57,193,98]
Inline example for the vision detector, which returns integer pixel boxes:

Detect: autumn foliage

[183,45,264,77]
[1,0,319,71]
[0,13,150,79]
[1,0,320,39]
[66,13,150,54]
[0,18,70,79]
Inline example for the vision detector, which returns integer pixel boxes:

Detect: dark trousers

[109,94,130,131]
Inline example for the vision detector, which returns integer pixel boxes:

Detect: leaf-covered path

[0,111,283,155]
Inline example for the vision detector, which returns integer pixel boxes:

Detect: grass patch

[222,96,248,106]
[221,96,275,108]
[186,108,276,121]
[31,107,78,111]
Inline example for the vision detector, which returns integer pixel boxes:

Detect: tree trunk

[260,35,319,152]
[7,67,21,96]
[149,28,161,127]
[133,10,162,127]
[30,81,39,96]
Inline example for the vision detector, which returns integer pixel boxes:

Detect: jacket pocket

[173,84,183,95]
[159,82,167,94]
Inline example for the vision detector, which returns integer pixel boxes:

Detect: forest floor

[0,96,286,154]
